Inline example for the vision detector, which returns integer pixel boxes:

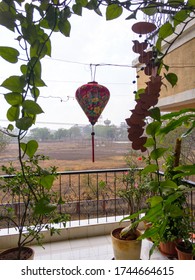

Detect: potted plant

[127,108,195,259]
[0,142,69,260]
[111,153,151,259]
[139,181,193,258]
[175,239,195,260]
[0,1,75,259]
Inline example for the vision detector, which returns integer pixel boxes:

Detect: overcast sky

[0,8,140,130]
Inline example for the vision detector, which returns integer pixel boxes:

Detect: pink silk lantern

[75,81,110,162]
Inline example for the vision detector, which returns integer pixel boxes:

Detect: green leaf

[141,4,158,16]
[106,4,123,20]
[20,64,28,75]
[141,164,158,174]
[0,2,15,31]
[147,196,163,208]
[169,204,184,218]
[25,2,34,23]
[4,92,23,106]
[28,58,42,79]
[76,0,88,6]
[60,7,71,19]
[138,226,159,240]
[30,39,50,59]
[40,174,55,189]
[149,107,161,121]
[146,121,161,136]
[173,164,195,179]
[43,5,58,29]
[150,148,168,160]
[160,180,178,190]
[163,191,183,206]
[126,12,137,20]
[32,72,44,86]
[31,77,46,87]
[31,87,40,100]
[143,202,163,222]
[168,0,184,7]
[7,124,14,131]
[22,100,44,115]
[58,20,71,37]
[16,116,34,130]
[20,140,38,158]
[174,10,189,27]
[187,0,195,7]
[7,106,20,121]
[72,4,82,16]
[159,22,174,39]
[135,88,145,100]
[161,109,195,121]
[0,46,19,63]
[156,38,162,52]
[34,197,56,215]
[160,114,195,135]
[164,73,178,87]
[1,75,26,92]
[174,164,195,172]
[144,137,155,147]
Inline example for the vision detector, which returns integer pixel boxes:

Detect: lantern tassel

[91,126,95,162]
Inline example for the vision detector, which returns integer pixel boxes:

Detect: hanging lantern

[75,81,110,162]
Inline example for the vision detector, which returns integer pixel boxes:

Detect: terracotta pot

[176,242,193,260]
[111,227,142,260]
[159,241,178,258]
[0,247,34,260]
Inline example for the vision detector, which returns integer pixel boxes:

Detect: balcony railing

[0,168,195,233]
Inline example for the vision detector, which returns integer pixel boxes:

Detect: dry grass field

[0,140,135,172]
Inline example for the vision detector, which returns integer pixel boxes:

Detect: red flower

[137,156,142,161]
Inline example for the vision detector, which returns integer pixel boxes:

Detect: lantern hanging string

[90,64,99,81]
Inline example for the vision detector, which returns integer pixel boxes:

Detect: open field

[0,140,136,172]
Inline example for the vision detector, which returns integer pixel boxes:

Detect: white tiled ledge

[0,216,134,250]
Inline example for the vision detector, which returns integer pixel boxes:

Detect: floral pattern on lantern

[75,82,110,125]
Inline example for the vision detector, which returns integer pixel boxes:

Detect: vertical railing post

[78,173,81,225]
[96,173,99,223]
[114,171,117,221]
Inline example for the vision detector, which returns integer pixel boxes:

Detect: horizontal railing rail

[0,168,195,232]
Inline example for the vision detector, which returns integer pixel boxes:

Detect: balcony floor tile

[32,235,113,260]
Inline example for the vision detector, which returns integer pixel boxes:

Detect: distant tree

[29,127,52,141]
[54,128,68,140]
[82,125,92,138]
[0,131,10,152]
[95,124,117,140]
[68,125,81,139]
[117,123,128,141]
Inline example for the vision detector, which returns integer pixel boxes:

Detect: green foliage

[0,154,70,255]
[106,4,123,20]
[164,73,178,87]
[141,4,158,16]
[118,152,152,239]
[130,110,195,257]
[0,46,19,63]
[20,140,38,158]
